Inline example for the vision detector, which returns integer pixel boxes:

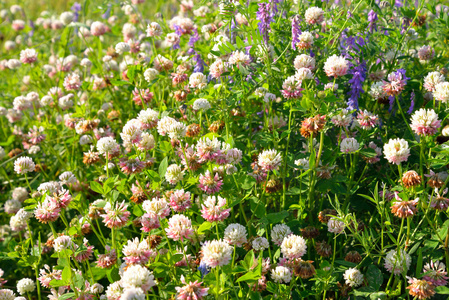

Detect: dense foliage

[1,0,449,299]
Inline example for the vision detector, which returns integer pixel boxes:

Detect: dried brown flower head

[318,209,337,224]
[315,241,332,257]
[402,170,422,188]
[294,260,316,279]
[300,226,320,239]
[186,123,201,137]
[345,251,362,264]
[8,148,22,158]
[209,120,225,133]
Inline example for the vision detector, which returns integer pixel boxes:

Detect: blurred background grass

[0,0,175,20]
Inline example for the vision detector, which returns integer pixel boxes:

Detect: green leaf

[198,221,213,234]
[158,157,168,180]
[266,211,289,224]
[49,279,66,287]
[89,181,103,194]
[0,135,15,146]
[62,266,71,284]
[360,148,378,158]
[435,286,449,294]
[366,265,383,291]
[107,267,120,283]
[133,205,144,217]
[241,176,256,190]
[59,293,75,300]
[416,247,423,278]
[236,270,261,283]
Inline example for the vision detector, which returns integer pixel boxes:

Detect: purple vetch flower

[395,0,404,7]
[291,15,301,50]
[407,91,415,114]
[368,10,378,32]
[198,261,211,279]
[257,3,273,44]
[102,4,111,19]
[71,2,81,22]
[347,62,366,110]
[270,0,280,16]
[28,20,35,37]
[400,17,411,35]
[388,96,395,113]
[230,19,236,44]
[174,24,185,36]
[347,10,353,18]
[192,51,206,73]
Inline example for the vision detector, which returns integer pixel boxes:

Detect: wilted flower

[406,277,435,299]
[402,170,422,188]
[390,193,418,218]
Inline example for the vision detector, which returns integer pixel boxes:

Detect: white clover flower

[12,187,28,202]
[115,42,131,54]
[383,138,410,165]
[189,72,207,89]
[281,234,307,259]
[252,237,269,251]
[0,289,16,300]
[192,98,211,111]
[258,149,282,172]
[305,7,324,24]
[53,235,73,252]
[369,81,387,100]
[59,171,76,185]
[144,68,159,82]
[121,288,145,300]
[324,55,349,77]
[424,71,445,92]
[59,11,74,25]
[16,278,35,295]
[90,283,104,294]
[340,138,360,154]
[271,266,292,283]
[121,265,156,292]
[165,164,184,185]
[294,54,316,70]
[201,239,233,268]
[434,82,449,102]
[343,268,364,287]
[224,223,247,247]
[97,137,119,155]
[28,145,40,154]
[384,249,411,275]
[14,156,35,174]
[271,224,292,246]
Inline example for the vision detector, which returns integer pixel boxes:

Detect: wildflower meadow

[2,0,449,299]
